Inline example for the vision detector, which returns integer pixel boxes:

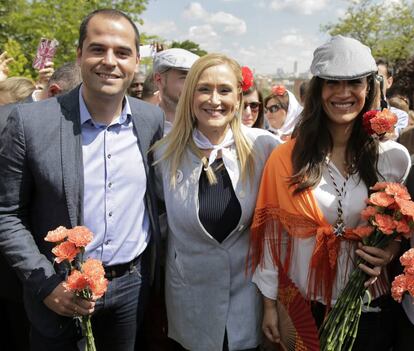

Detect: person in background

[153,48,199,134]
[251,36,410,351]
[0,77,36,105]
[141,71,161,105]
[241,66,265,129]
[42,62,82,99]
[128,71,145,99]
[0,9,163,351]
[376,58,408,136]
[152,53,279,350]
[263,85,303,141]
[0,51,13,82]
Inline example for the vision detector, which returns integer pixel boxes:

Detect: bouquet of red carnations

[45,226,108,351]
[320,182,414,351]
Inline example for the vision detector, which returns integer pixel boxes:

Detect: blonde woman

[152,53,279,350]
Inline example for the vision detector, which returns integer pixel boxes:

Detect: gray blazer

[0,86,164,337]
[154,127,279,351]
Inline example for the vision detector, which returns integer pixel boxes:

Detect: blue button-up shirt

[79,87,150,265]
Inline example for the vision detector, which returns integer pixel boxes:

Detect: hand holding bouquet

[320,182,414,351]
[45,226,108,351]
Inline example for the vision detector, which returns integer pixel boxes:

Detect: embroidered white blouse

[252,140,411,304]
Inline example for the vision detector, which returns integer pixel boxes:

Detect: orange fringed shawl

[250,139,364,307]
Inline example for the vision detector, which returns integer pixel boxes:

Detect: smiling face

[242,90,260,127]
[77,14,139,102]
[321,78,369,128]
[193,64,240,141]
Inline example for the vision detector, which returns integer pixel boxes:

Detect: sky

[138,0,352,75]
[138,0,409,75]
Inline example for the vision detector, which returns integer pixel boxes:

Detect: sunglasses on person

[244,102,261,111]
[265,104,283,113]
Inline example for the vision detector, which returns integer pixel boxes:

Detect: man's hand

[0,51,13,82]
[262,296,281,344]
[43,282,95,317]
[35,61,54,90]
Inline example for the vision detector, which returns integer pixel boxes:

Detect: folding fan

[264,266,320,351]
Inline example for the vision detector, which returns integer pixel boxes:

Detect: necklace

[326,159,350,237]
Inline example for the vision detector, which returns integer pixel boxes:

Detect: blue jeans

[30,252,150,351]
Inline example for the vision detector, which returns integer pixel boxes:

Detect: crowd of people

[1,8,414,351]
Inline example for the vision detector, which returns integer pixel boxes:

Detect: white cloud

[188,25,221,52]
[183,2,247,35]
[138,19,177,37]
[209,11,247,33]
[182,2,207,19]
[269,0,329,15]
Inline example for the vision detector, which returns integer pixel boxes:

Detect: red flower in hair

[241,66,254,92]
[271,85,287,96]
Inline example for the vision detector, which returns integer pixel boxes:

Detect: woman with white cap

[250,35,410,350]
[264,85,303,141]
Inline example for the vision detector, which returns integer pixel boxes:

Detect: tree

[171,40,208,57]
[322,0,414,65]
[0,0,149,78]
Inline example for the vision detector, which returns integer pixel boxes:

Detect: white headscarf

[268,89,303,139]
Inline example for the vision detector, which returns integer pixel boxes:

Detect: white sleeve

[252,237,279,300]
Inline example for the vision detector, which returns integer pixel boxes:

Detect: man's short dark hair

[47,62,82,95]
[376,57,394,77]
[78,9,140,55]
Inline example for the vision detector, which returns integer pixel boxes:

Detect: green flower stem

[81,316,96,351]
[320,230,397,350]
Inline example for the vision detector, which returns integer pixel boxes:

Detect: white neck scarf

[192,128,236,169]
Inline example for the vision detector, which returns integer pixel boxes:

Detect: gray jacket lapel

[58,87,84,227]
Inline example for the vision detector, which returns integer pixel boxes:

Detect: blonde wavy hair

[152,53,255,187]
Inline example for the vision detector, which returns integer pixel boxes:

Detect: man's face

[128,73,145,98]
[377,64,393,95]
[77,14,139,100]
[159,69,188,107]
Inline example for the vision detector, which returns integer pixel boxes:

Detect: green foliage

[322,0,414,65]
[171,40,208,57]
[0,0,148,79]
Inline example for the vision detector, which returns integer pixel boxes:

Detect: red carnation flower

[271,85,287,96]
[241,66,254,92]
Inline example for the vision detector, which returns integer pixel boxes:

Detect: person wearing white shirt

[251,36,411,351]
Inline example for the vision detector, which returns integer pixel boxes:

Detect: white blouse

[253,140,411,304]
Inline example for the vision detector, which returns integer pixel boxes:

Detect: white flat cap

[153,48,200,73]
[310,35,377,80]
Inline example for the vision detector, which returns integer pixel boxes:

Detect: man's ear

[48,83,62,98]
[387,76,393,89]
[154,72,162,88]
[76,48,82,65]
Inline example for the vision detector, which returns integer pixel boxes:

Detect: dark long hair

[290,74,381,193]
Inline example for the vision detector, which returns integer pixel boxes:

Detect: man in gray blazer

[0,9,163,351]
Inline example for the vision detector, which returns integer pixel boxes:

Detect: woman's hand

[0,51,13,82]
[262,296,281,344]
[356,240,400,287]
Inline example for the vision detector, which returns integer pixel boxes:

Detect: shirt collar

[79,85,132,127]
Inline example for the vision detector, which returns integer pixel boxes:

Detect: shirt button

[107,154,112,159]
[108,211,113,217]
[105,240,110,245]
[108,182,112,188]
